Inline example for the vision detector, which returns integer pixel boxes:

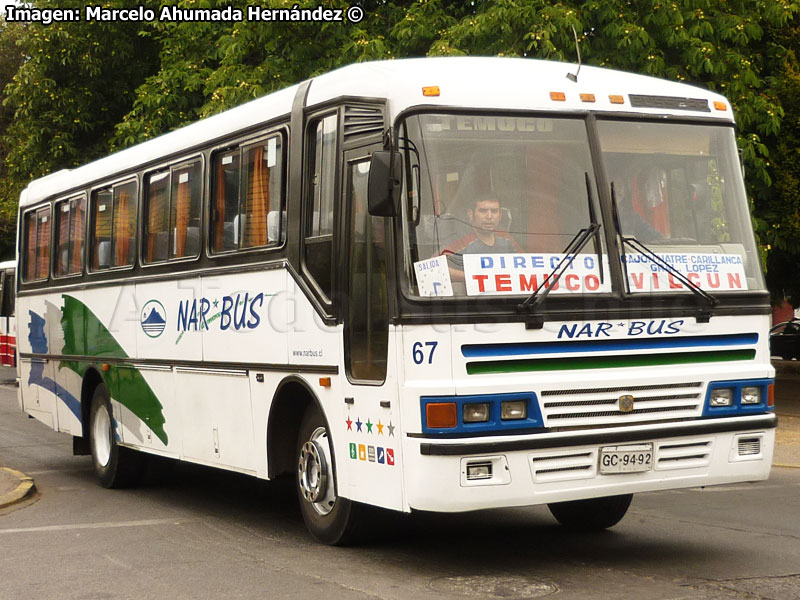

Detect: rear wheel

[89,383,145,488]
[296,405,363,545]
[548,494,633,531]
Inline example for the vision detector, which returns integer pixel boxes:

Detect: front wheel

[548,494,633,531]
[89,383,145,488]
[296,405,364,545]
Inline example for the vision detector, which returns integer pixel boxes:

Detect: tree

[0,0,160,258]
[761,18,800,304]
[0,17,27,259]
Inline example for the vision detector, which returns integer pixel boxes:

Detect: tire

[548,494,633,531]
[89,383,145,489]
[296,404,364,545]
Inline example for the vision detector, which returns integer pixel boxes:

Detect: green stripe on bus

[465,349,756,375]
[60,294,168,445]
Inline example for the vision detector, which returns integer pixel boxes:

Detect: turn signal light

[550,91,566,101]
[714,101,728,111]
[422,86,440,97]
[609,95,625,104]
[426,402,457,428]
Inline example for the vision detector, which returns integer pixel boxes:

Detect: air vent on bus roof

[343,105,385,141]
[629,95,711,112]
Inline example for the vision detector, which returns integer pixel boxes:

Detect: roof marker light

[550,91,566,101]
[580,93,596,103]
[714,101,728,111]
[422,86,440,97]
[609,95,625,104]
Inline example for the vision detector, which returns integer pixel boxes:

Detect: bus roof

[20,57,732,209]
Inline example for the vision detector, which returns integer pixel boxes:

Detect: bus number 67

[412,341,438,365]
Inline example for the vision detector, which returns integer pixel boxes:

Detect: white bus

[16,58,775,544]
[0,260,15,367]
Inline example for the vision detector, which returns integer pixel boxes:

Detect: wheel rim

[92,404,112,468]
[297,426,335,516]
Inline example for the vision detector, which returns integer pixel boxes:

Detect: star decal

[387,421,395,437]
[376,420,384,435]
[355,417,363,432]
[366,419,373,434]
[345,417,353,431]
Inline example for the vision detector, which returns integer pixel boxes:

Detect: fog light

[501,400,527,420]
[466,462,492,480]
[426,402,457,428]
[741,386,761,405]
[463,403,490,423]
[710,388,733,407]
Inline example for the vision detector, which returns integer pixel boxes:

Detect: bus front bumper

[403,414,776,512]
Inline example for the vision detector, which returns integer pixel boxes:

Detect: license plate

[599,443,653,474]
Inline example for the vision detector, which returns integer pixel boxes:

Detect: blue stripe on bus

[461,333,758,358]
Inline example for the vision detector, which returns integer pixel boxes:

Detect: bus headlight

[463,403,490,423]
[710,388,734,407]
[741,386,761,405]
[501,400,527,420]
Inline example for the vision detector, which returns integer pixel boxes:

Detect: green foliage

[0,18,26,260]
[762,20,800,305]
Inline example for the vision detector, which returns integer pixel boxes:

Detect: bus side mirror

[367,151,401,217]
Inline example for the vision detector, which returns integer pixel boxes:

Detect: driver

[441,196,522,281]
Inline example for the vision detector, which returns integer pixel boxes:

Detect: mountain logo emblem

[140,300,167,338]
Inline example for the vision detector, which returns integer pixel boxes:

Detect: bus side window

[23,207,51,282]
[0,269,13,317]
[145,161,202,263]
[211,134,284,253]
[91,180,137,271]
[304,114,338,300]
[54,196,85,277]
[242,137,283,248]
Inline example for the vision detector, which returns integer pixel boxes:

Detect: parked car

[770,319,800,360]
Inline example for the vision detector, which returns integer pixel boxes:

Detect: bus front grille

[540,382,704,428]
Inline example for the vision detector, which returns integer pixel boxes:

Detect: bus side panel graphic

[26,294,170,445]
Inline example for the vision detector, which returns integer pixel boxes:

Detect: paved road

[1,381,799,599]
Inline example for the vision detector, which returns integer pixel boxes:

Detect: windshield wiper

[610,182,719,322]
[517,173,602,325]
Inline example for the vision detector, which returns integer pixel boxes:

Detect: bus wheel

[548,494,633,531]
[89,383,144,488]
[296,405,362,545]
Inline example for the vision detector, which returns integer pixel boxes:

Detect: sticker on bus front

[414,256,453,297]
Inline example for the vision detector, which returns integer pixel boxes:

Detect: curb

[0,468,36,509]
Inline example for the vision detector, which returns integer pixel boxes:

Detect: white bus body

[16,58,775,543]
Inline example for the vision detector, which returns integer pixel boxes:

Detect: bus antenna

[566,25,581,83]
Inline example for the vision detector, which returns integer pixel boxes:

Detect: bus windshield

[597,119,765,295]
[399,113,765,299]
[400,113,607,298]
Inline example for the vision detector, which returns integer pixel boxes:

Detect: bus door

[338,147,402,511]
